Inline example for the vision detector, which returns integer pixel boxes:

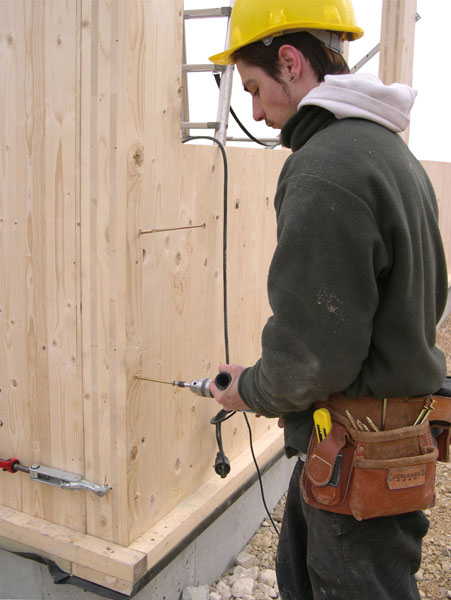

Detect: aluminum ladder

[181,5,235,146]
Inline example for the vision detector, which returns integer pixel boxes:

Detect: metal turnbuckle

[28,464,111,496]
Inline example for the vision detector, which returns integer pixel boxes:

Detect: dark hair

[231,32,349,83]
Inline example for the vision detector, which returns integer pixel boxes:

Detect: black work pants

[276,460,429,600]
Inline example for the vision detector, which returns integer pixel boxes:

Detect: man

[209,1,447,598]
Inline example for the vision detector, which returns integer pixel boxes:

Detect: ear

[278,45,303,82]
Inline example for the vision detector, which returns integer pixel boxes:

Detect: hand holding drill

[208,363,250,412]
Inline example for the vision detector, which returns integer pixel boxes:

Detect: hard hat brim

[209,24,364,65]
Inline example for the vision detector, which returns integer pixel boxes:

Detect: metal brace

[28,464,111,497]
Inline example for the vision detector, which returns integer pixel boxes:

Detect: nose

[252,97,265,122]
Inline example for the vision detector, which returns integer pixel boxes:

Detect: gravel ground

[184,317,451,600]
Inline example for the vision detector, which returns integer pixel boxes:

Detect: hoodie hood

[299,73,417,133]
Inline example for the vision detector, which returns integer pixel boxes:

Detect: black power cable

[183,136,233,480]
[182,135,280,536]
[182,135,229,361]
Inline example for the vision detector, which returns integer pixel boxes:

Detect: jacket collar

[281,105,336,152]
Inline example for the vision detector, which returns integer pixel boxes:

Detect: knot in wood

[133,147,144,166]
[129,144,144,172]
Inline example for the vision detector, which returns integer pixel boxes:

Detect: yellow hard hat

[209,0,364,65]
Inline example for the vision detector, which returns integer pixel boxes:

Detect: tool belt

[300,393,451,521]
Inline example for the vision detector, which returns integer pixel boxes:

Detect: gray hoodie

[300,72,417,133]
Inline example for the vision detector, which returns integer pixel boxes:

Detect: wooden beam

[0,505,147,586]
[379,0,418,143]
[379,0,417,85]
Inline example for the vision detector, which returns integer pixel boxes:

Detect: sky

[184,0,450,163]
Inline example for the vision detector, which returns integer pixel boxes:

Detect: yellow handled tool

[313,408,332,442]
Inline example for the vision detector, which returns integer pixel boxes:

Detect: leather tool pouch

[430,423,451,462]
[430,384,451,462]
[300,416,438,521]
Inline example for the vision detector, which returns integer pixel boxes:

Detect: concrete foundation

[0,456,295,600]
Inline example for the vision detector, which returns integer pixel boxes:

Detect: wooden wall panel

[131,145,286,542]
[117,0,288,544]
[75,0,281,546]
[0,1,84,529]
[422,161,451,273]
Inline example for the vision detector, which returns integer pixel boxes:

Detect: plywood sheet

[0,0,84,531]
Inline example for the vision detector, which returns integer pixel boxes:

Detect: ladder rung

[181,122,220,130]
[184,7,232,20]
[227,137,280,144]
[182,64,227,73]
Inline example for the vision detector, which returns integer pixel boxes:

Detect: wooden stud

[379,0,418,143]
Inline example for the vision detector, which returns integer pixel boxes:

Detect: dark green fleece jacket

[238,105,448,456]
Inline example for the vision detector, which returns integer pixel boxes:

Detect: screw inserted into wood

[139,223,206,235]
[135,375,174,385]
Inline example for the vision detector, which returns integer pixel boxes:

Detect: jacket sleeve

[238,172,389,417]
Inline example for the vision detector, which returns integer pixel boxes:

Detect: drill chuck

[188,378,213,397]
[187,371,232,397]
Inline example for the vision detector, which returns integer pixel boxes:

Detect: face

[236,59,299,129]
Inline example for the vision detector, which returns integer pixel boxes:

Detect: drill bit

[135,375,173,385]
[135,375,186,387]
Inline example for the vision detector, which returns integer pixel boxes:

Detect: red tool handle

[0,458,20,473]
